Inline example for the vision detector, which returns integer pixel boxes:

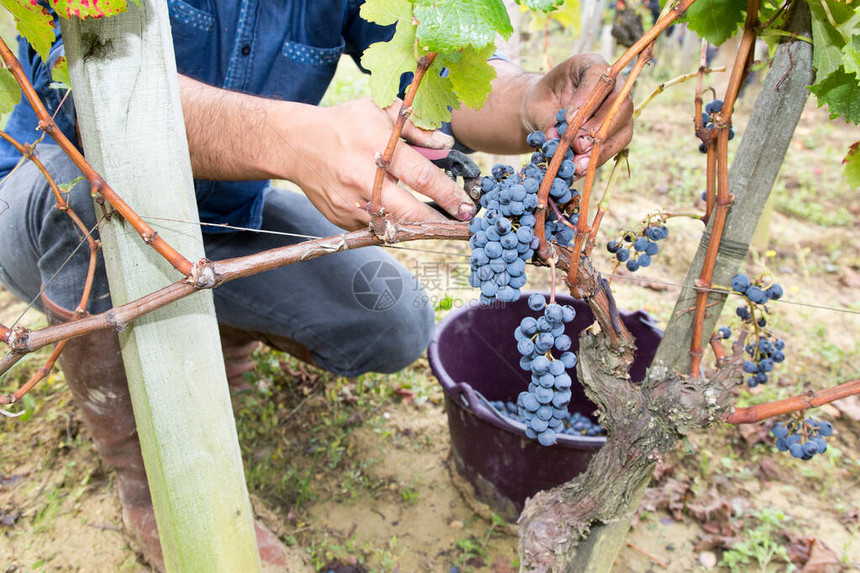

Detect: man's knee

[313,290,436,377]
[0,144,107,313]
[366,300,435,374]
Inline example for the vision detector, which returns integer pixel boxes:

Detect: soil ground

[1,32,859,573]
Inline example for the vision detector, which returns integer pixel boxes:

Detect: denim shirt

[0,0,394,232]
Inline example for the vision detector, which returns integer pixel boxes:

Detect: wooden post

[652,1,813,375]
[59,2,262,571]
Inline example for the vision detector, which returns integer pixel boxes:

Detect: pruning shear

[410,144,483,217]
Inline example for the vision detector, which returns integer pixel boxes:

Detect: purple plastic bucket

[428,292,663,521]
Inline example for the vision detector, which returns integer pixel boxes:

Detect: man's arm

[178,75,476,230]
[450,55,634,176]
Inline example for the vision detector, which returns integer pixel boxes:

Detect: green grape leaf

[58,176,84,193]
[414,0,512,52]
[19,393,36,421]
[844,141,860,189]
[818,0,860,43]
[51,0,129,19]
[0,68,22,114]
[440,44,496,109]
[361,19,418,109]
[808,67,860,124]
[0,0,56,61]
[682,0,746,46]
[808,0,851,78]
[411,58,460,129]
[359,0,413,27]
[516,0,565,12]
[843,35,860,77]
[50,55,71,90]
[548,0,581,31]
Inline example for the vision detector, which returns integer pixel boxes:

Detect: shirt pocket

[282,40,344,67]
[263,39,345,104]
[167,0,214,31]
[167,0,216,80]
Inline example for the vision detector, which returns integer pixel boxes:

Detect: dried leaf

[738,422,769,446]
[688,489,736,524]
[832,395,860,421]
[837,506,858,528]
[757,456,782,481]
[838,267,860,289]
[652,463,675,481]
[0,473,24,488]
[802,539,840,573]
[693,532,742,551]
[638,477,692,522]
[787,536,813,564]
[491,555,517,573]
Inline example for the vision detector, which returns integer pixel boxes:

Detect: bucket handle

[452,381,480,411]
[451,381,528,431]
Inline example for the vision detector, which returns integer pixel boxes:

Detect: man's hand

[522,53,633,177]
[180,77,475,232]
[281,99,476,230]
[450,54,633,176]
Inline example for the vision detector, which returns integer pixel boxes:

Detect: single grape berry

[528,293,546,311]
[705,99,723,114]
[526,131,547,149]
[731,273,751,294]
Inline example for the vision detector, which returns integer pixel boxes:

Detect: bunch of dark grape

[467,110,582,304]
[772,417,833,460]
[698,99,735,153]
[468,206,536,305]
[488,400,604,437]
[740,336,786,388]
[729,272,786,387]
[606,221,669,272]
[545,206,578,246]
[525,109,580,247]
[514,294,578,446]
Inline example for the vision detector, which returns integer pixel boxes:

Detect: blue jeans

[0,145,434,376]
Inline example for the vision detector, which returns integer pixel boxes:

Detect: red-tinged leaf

[0,0,56,61]
[844,141,860,189]
[51,55,71,89]
[51,0,129,20]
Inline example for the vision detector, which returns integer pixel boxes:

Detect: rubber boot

[219,324,316,369]
[43,297,294,572]
[219,325,261,393]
